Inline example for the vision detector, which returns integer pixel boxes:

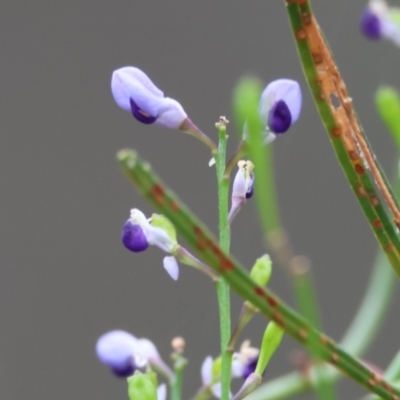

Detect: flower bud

[96,330,138,377]
[111,67,187,129]
[228,160,255,224]
[250,255,272,287]
[260,79,302,134]
[255,321,284,376]
[127,372,157,400]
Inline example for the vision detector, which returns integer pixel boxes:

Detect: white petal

[145,224,176,253]
[129,209,148,224]
[136,338,160,362]
[157,384,167,400]
[232,168,247,198]
[163,256,179,281]
[231,353,245,379]
[201,356,213,386]
[156,97,188,129]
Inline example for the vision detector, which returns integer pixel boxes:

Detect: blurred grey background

[0,1,399,399]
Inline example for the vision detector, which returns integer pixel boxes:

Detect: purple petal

[360,8,382,39]
[130,98,158,124]
[268,100,292,134]
[242,356,259,380]
[122,221,149,252]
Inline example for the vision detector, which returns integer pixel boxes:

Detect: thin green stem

[118,149,400,399]
[215,118,232,400]
[170,356,186,400]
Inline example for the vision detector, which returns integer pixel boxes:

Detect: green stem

[215,118,232,400]
[245,222,397,400]
[170,354,187,400]
[118,149,400,399]
[283,0,400,279]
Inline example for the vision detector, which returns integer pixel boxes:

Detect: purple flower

[111,67,187,129]
[96,330,173,379]
[96,330,138,378]
[360,7,382,39]
[121,209,181,280]
[260,79,302,135]
[359,2,400,46]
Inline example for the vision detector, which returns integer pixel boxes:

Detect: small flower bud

[127,372,157,400]
[228,160,255,224]
[171,337,186,353]
[96,330,138,377]
[255,321,284,376]
[260,79,302,134]
[111,67,187,129]
[250,255,272,287]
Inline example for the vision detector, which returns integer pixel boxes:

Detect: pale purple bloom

[96,330,138,377]
[96,330,173,379]
[260,79,302,134]
[111,66,187,129]
[360,1,400,45]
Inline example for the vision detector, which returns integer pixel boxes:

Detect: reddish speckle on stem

[331,126,341,138]
[298,329,308,341]
[348,150,360,161]
[170,200,180,212]
[331,353,339,363]
[355,163,365,175]
[296,29,307,40]
[150,184,165,205]
[272,311,285,328]
[254,286,265,297]
[193,226,208,252]
[369,194,380,207]
[267,296,278,308]
[373,218,383,229]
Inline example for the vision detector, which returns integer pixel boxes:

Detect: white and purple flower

[260,79,302,136]
[231,340,260,380]
[121,209,180,280]
[360,1,400,45]
[112,67,187,129]
[96,330,172,379]
[228,160,255,224]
